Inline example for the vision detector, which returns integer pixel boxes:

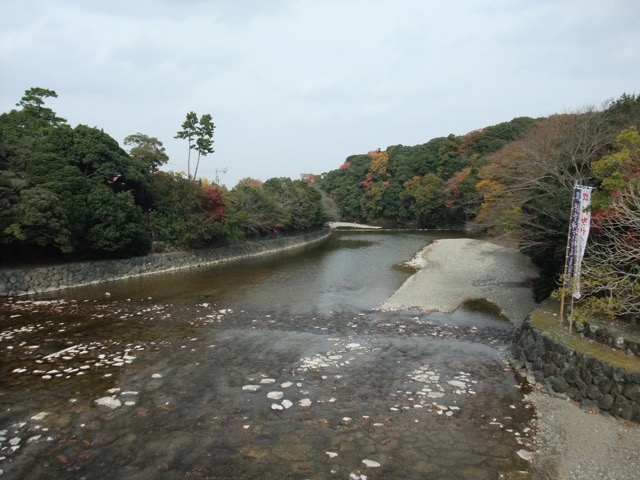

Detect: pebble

[362,459,381,468]
[267,391,283,400]
[95,397,122,409]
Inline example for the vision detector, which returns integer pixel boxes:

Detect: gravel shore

[380,238,538,325]
[381,237,640,480]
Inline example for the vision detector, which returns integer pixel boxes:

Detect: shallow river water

[0,231,536,479]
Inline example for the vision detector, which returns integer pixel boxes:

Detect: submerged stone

[95,397,122,409]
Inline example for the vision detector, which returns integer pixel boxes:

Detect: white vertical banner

[572,186,593,299]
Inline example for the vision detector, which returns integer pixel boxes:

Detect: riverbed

[1,231,537,479]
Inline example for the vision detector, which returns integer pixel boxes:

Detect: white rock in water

[426,392,445,399]
[517,449,534,461]
[280,381,293,388]
[447,380,467,389]
[31,412,49,421]
[242,385,261,392]
[326,451,338,458]
[95,397,122,409]
[152,373,162,379]
[260,378,276,384]
[299,398,312,407]
[362,459,381,468]
[271,403,284,411]
[281,399,293,409]
[267,391,283,400]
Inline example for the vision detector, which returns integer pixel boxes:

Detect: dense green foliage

[318,94,640,310]
[318,117,537,227]
[0,88,326,264]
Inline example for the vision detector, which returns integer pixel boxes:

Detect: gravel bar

[379,237,640,480]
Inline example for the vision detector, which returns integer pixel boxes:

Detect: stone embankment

[0,227,331,297]
[510,311,640,423]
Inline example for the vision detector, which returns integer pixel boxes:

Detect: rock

[271,403,284,411]
[550,376,569,394]
[623,383,640,402]
[95,397,122,409]
[584,384,603,401]
[267,391,283,400]
[362,459,381,468]
[426,392,445,399]
[563,368,579,385]
[613,396,635,420]
[598,394,615,411]
[242,385,261,392]
[282,399,293,409]
[326,451,338,458]
[299,398,312,407]
[447,380,467,389]
[517,449,534,461]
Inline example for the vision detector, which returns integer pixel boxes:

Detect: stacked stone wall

[510,318,640,423]
[0,228,331,297]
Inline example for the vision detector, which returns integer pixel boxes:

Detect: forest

[0,88,326,264]
[2,87,638,321]
[317,93,640,319]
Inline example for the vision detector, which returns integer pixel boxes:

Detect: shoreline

[382,237,640,480]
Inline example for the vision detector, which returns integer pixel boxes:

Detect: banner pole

[560,182,579,324]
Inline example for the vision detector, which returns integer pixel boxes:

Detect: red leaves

[359,172,373,188]
[200,185,225,221]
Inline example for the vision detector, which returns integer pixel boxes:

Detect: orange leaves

[368,150,389,175]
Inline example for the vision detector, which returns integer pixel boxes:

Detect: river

[0,230,535,479]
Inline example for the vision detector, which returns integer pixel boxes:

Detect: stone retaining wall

[509,318,640,423]
[0,227,331,297]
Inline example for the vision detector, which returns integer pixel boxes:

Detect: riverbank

[0,227,331,298]
[380,238,538,326]
[381,237,640,480]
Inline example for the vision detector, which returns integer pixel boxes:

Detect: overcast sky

[2,0,639,187]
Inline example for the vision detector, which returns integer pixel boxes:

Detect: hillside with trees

[0,88,326,265]
[318,94,640,318]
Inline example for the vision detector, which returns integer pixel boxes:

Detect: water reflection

[43,230,474,316]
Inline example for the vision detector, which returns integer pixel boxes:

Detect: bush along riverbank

[0,227,331,297]
[509,299,640,423]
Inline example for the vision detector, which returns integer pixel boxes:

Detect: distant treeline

[0,88,326,265]
[317,94,640,307]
